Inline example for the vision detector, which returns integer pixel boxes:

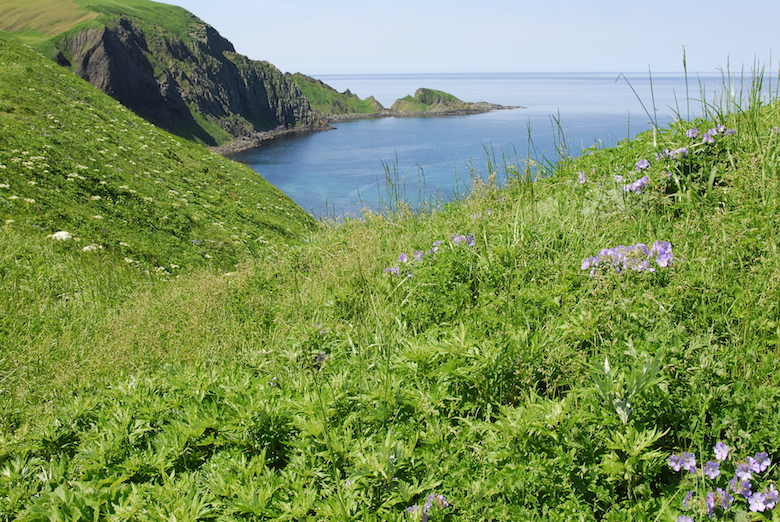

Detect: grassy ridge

[0,0,197,48]
[3,29,780,520]
[291,72,384,115]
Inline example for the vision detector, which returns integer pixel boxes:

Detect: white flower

[81,244,103,252]
[51,231,72,241]
[123,257,134,263]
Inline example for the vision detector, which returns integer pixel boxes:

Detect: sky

[164,0,780,76]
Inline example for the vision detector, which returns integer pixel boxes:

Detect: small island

[291,73,521,121]
[212,80,521,154]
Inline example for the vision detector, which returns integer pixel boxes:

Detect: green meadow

[2,31,780,521]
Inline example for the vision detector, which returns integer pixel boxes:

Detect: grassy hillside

[0,32,314,415]
[0,33,313,267]
[0,0,197,49]
[3,29,780,519]
[291,72,384,115]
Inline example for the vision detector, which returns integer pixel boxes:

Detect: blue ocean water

[227,72,728,216]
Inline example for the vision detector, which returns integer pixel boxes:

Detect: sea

[226,72,734,217]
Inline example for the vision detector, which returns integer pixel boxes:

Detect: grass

[291,73,384,115]
[3,29,780,521]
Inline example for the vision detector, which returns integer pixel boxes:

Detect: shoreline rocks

[212,103,524,155]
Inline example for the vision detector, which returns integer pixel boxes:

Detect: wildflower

[749,491,769,512]
[715,441,729,461]
[615,174,624,183]
[314,351,329,367]
[635,159,651,171]
[728,476,753,498]
[669,453,685,472]
[683,490,695,509]
[650,241,673,268]
[623,176,650,194]
[736,463,753,481]
[752,452,771,472]
[451,234,467,245]
[704,460,721,479]
[702,131,715,144]
[686,127,700,138]
[384,266,400,276]
[671,147,689,158]
[677,516,694,522]
[764,484,779,509]
[414,250,425,262]
[706,491,716,517]
[398,253,409,263]
[681,452,697,473]
[715,487,733,510]
[425,493,449,510]
[577,171,587,184]
[50,231,72,241]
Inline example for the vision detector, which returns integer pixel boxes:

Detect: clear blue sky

[164,0,780,75]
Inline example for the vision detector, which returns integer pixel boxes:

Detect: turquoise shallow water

[227,72,726,216]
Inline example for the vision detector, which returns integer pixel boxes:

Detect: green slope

[0,32,314,270]
[291,72,384,115]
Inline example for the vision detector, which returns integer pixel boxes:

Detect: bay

[227,72,729,217]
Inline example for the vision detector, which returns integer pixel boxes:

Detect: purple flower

[451,234,467,245]
[765,484,778,509]
[749,491,769,512]
[702,132,715,144]
[623,176,650,194]
[414,250,425,262]
[669,453,685,472]
[736,463,754,481]
[704,460,721,479]
[385,266,400,276]
[672,147,689,158]
[615,174,624,183]
[399,253,409,263]
[729,476,753,498]
[677,516,694,522]
[686,127,700,138]
[706,491,716,517]
[724,128,736,135]
[651,241,673,268]
[577,171,587,184]
[752,452,771,472]
[683,490,695,509]
[714,441,729,461]
[681,452,697,473]
[715,487,733,510]
[635,159,651,171]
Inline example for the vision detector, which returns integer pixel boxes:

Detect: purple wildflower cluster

[623,175,650,194]
[406,493,449,521]
[686,124,736,144]
[670,442,777,520]
[581,241,673,275]
[385,234,475,276]
[656,147,690,160]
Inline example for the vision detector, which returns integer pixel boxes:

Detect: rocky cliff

[52,14,327,146]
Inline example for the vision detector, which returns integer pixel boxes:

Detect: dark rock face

[58,16,323,146]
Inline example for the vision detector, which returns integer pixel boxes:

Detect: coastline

[210,104,524,155]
